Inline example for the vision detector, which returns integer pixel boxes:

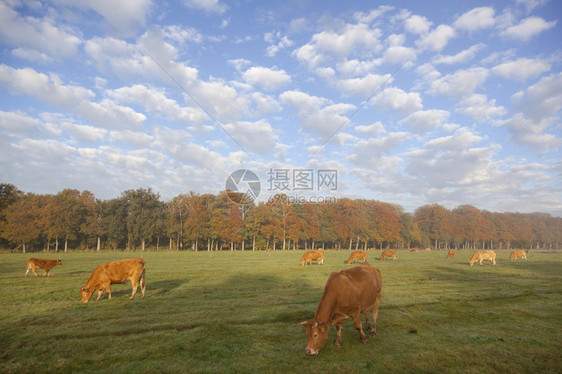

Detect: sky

[0,0,561,216]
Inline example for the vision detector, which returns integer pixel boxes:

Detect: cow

[379,250,396,261]
[299,262,382,356]
[446,249,455,259]
[469,250,496,266]
[424,247,431,252]
[300,250,324,266]
[25,258,62,277]
[346,250,367,264]
[409,248,419,252]
[80,258,146,302]
[509,250,527,261]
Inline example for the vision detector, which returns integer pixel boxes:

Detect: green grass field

[0,249,561,373]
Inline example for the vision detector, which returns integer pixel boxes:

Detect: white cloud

[453,7,496,31]
[434,44,484,65]
[501,16,556,41]
[353,6,394,24]
[243,67,291,91]
[0,111,42,134]
[265,32,294,57]
[427,67,490,98]
[400,109,450,132]
[404,15,432,34]
[0,1,81,61]
[335,73,392,97]
[499,114,560,152]
[514,72,562,122]
[492,57,551,81]
[223,120,279,155]
[183,0,227,14]
[294,23,383,68]
[280,90,354,139]
[416,24,456,51]
[109,84,207,124]
[355,122,386,136]
[371,87,422,115]
[456,94,506,121]
[0,65,146,129]
[348,132,412,167]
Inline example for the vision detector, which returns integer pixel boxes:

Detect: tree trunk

[97,236,101,252]
[64,238,68,253]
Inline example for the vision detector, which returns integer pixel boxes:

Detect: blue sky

[0,0,561,215]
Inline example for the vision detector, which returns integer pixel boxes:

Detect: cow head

[469,259,475,266]
[56,259,62,265]
[80,287,93,303]
[299,320,329,355]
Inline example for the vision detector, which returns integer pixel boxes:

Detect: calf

[25,258,62,277]
[446,249,455,259]
[379,250,396,261]
[346,250,367,264]
[300,262,382,355]
[509,250,527,261]
[300,250,324,266]
[469,251,496,266]
[80,258,146,302]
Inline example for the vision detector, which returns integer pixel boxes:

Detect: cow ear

[298,320,309,326]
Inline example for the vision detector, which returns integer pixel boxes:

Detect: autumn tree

[0,193,43,252]
[122,188,163,251]
[414,204,451,249]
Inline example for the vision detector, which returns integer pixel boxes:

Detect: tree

[414,204,451,249]
[122,188,163,251]
[0,193,43,252]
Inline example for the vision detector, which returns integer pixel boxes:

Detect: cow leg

[95,289,104,301]
[107,285,112,300]
[44,269,50,276]
[352,313,368,343]
[25,266,30,277]
[140,270,146,298]
[130,279,138,299]
[335,322,344,347]
[370,291,382,337]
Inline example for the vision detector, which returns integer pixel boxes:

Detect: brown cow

[509,250,527,261]
[299,262,382,356]
[469,250,496,266]
[300,250,324,266]
[80,258,146,302]
[409,248,419,252]
[346,250,367,264]
[446,249,455,259]
[424,247,431,252]
[25,258,62,277]
[379,250,396,261]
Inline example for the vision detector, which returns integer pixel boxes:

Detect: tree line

[0,183,560,253]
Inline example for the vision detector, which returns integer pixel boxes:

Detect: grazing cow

[469,251,496,266]
[424,248,431,252]
[299,262,382,356]
[346,250,367,264]
[446,249,455,259]
[25,258,62,277]
[300,250,324,266]
[409,248,419,252]
[509,250,527,261]
[379,250,396,261]
[80,258,146,302]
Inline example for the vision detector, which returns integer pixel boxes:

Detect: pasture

[0,249,560,373]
